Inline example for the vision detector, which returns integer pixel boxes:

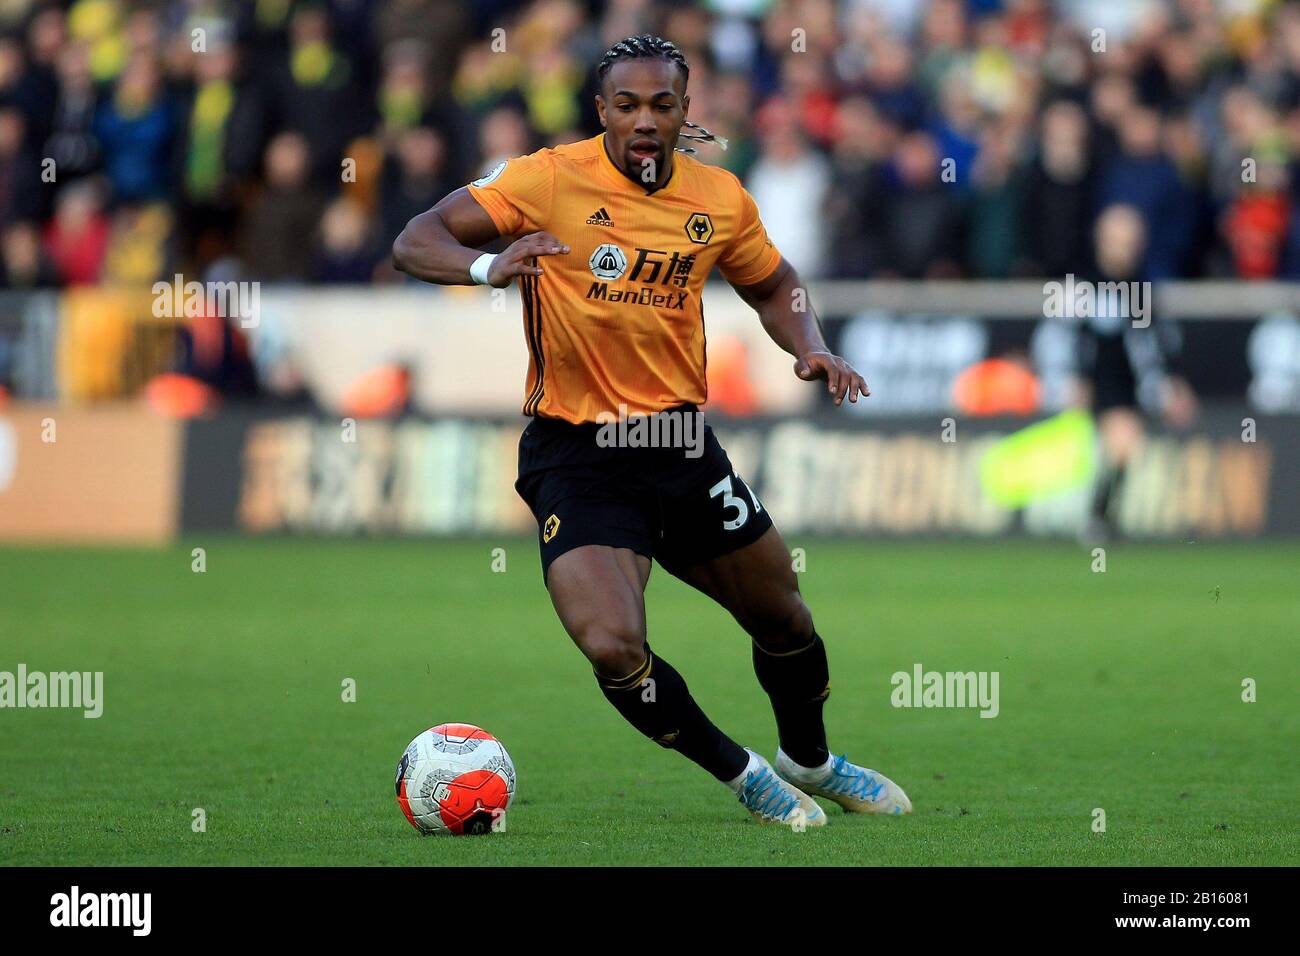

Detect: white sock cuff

[777,748,833,779]
[725,749,762,793]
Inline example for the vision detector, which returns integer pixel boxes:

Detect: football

[394,723,516,835]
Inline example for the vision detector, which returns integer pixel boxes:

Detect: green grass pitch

[1,537,1296,866]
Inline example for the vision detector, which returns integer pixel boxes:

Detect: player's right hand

[486,232,570,287]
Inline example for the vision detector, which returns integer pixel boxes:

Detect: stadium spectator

[0,104,42,228]
[823,96,892,278]
[966,118,1023,278]
[475,105,535,176]
[379,126,453,253]
[1020,99,1095,277]
[269,3,369,187]
[878,129,965,277]
[1223,148,1292,279]
[928,66,982,191]
[1,220,58,288]
[175,23,267,272]
[376,40,432,140]
[860,32,928,130]
[777,51,838,148]
[371,0,472,102]
[42,40,100,194]
[747,98,830,278]
[312,197,381,283]
[703,70,760,179]
[239,132,324,282]
[6,14,59,152]
[1097,104,1196,278]
[42,177,109,285]
[94,54,175,204]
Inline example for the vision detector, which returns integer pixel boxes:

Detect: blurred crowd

[4,0,1300,290]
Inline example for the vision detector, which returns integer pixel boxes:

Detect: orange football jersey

[466,132,783,423]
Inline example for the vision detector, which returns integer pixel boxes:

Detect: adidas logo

[585,207,614,226]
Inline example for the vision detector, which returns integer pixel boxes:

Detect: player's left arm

[730,257,870,406]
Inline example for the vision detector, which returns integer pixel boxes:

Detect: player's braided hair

[596,34,729,154]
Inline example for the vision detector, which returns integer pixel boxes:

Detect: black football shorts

[1082,330,1139,413]
[515,405,773,583]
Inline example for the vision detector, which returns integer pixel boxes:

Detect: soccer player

[394,35,911,827]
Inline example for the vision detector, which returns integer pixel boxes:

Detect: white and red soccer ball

[395,723,516,835]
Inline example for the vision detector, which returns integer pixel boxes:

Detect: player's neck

[603,134,675,195]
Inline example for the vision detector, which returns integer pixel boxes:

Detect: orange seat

[144,373,220,418]
[953,357,1040,416]
[340,365,411,418]
[704,337,759,416]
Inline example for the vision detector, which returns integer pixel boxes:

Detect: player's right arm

[391,187,569,287]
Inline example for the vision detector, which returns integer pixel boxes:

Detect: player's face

[597,60,689,177]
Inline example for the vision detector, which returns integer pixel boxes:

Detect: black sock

[596,644,749,782]
[1092,463,1125,525]
[752,632,830,769]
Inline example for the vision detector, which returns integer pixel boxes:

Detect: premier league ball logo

[589,243,628,280]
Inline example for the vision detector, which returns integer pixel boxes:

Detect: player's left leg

[669,525,912,815]
[668,523,826,763]
[1090,405,1144,538]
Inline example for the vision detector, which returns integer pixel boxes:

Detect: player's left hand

[1162,375,1197,428]
[794,350,870,405]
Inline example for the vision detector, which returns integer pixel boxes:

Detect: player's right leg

[545,544,824,827]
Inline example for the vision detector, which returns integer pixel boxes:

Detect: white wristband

[469,253,497,285]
